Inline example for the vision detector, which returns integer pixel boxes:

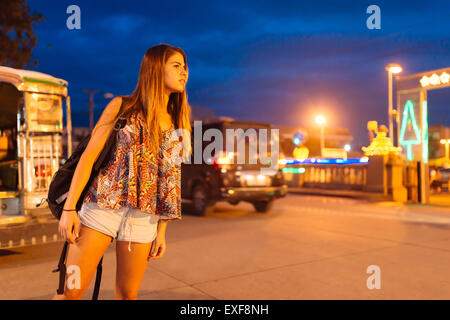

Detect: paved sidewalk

[0,195,449,300]
[289,188,450,208]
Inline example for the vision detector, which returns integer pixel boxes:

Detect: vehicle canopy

[0,66,68,95]
[0,66,68,129]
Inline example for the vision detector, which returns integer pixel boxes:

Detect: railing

[282,155,426,202]
[283,162,368,191]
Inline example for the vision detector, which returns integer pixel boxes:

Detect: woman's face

[164,52,188,94]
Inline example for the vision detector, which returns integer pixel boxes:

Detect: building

[429,125,450,159]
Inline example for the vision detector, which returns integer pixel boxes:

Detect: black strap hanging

[53,241,106,300]
[53,241,69,295]
[92,256,104,300]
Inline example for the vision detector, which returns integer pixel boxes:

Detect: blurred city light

[315,115,326,126]
[386,64,403,74]
[280,158,369,165]
[282,167,305,174]
[386,63,403,145]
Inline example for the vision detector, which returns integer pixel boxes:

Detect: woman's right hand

[58,211,80,244]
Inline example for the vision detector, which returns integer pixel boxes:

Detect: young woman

[53,44,191,300]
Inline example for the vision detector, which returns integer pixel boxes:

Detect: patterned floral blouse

[83,112,182,221]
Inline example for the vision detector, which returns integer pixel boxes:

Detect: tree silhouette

[0,0,44,68]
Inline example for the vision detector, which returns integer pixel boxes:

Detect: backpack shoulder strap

[53,241,69,295]
[92,256,104,300]
[115,97,127,129]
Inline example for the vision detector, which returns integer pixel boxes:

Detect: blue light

[293,130,305,146]
[282,158,369,165]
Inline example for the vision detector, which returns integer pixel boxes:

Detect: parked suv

[181,120,287,215]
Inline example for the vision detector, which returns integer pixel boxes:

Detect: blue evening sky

[26,0,450,147]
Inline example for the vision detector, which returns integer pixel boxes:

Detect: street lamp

[440,139,450,160]
[343,144,351,160]
[386,63,403,145]
[315,115,326,157]
[81,90,116,130]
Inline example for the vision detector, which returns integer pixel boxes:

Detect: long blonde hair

[119,43,191,158]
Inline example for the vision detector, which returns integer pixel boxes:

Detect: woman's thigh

[115,240,153,300]
[53,224,113,300]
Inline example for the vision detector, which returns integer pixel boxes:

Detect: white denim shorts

[78,202,160,251]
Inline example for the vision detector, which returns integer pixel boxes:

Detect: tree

[0,0,44,68]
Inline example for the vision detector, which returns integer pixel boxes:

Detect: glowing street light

[315,115,326,126]
[387,65,403,74]
[344,144,351,152]
[386,63,403,146]
[315,115,326,157]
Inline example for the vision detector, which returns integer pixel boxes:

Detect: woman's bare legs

[114,240,153,300]
[52,224,113,300]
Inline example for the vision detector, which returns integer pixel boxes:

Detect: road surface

[0,194,449,299]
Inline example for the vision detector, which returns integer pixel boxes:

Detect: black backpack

[42,101,127,300]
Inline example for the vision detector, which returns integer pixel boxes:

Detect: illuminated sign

[282,167,305,174]
[420,72,450,88]
[399,100,421,161]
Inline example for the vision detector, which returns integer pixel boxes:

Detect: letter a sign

[399,100,421,161]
